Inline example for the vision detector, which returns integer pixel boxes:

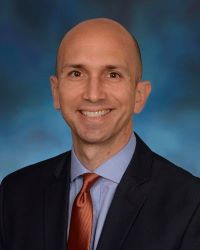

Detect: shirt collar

[71,133,136,184]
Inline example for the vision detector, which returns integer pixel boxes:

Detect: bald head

[55,18,142,82]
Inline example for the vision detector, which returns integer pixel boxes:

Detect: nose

[83,76,106,102]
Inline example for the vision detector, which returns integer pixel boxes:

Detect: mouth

[80,109,111,118]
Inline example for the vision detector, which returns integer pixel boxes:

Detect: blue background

[1,0,200,181]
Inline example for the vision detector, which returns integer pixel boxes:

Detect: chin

[76,131,112,145]
[81,136,107,145]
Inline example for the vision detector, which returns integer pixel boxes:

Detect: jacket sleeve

[0,183,5,250]
[179,201,200,250]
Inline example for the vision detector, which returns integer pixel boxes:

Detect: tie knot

[82,173,99,191]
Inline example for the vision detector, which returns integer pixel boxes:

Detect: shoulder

[150,152,200,209]
[135,133,200,186]
[135,133,200,200]
[1,151,71,190]
[152,152,200,186]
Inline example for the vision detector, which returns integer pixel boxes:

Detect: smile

[80,110,111,117]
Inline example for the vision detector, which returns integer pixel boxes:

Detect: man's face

[51,28,148,147]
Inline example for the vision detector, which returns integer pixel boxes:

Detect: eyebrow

[61,63,128,72]
[62,64,84,69]
[104,65,125,70]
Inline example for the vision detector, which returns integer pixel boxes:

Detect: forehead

[58,31,137,72]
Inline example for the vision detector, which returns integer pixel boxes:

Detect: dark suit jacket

[1,134,200,250]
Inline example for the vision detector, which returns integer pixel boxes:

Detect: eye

[109,72,121,78]
[68,70,82,77]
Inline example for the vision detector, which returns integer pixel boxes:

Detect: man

[0,18,200,250]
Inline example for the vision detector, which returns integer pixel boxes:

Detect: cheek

[115,87,135,106]
[121,92,135,114]
[58,83,79,103]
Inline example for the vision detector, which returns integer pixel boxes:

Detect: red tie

[67,173,99,250]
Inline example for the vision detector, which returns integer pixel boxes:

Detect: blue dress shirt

[68,133,136,250]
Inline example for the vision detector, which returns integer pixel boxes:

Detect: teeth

[81,110,110,117]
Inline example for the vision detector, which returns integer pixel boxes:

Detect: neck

[72,131,132,171]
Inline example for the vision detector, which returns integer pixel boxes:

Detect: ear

[50,75,60,110]
[134,80,151,114]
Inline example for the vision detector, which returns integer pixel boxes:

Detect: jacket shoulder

[135,133,200,187]
[151,152,200,200]
[1,151,71,189]
[153,152,199,182]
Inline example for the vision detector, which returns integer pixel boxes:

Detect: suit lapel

[44,152,71,250]
[97,134,153,250]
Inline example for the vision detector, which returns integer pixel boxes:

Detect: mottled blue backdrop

[1,0,200,181]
